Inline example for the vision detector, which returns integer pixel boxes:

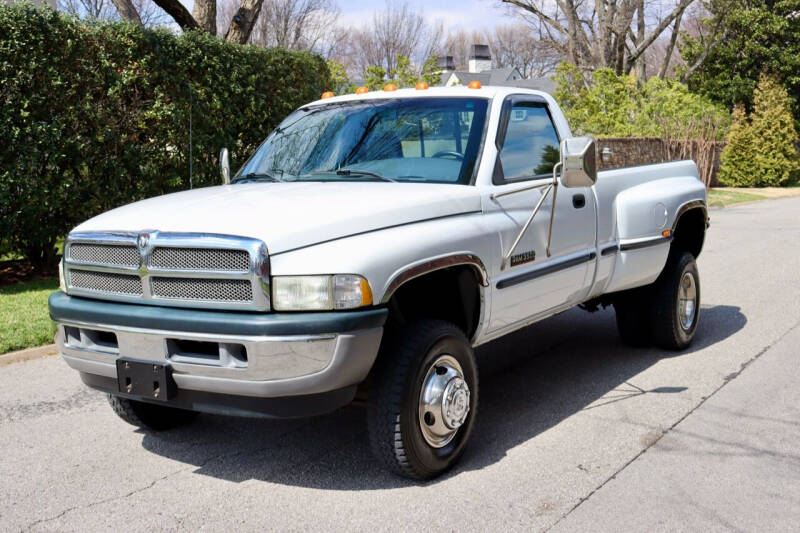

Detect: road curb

[0,344,58,367]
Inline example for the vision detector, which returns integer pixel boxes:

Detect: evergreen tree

[718,103,756,186]
[749,74,800,186]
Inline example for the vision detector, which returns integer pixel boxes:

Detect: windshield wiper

[233,172,281,183]
[309,169,397,183]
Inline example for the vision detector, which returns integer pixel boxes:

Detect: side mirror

[559,136,597,187]
[220,147,231,184]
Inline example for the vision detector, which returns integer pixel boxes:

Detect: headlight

[58,258,67,293]
[272,275,373,311]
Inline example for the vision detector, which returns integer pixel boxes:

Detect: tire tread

[367,320,472,480]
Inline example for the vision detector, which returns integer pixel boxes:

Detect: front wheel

[367,320,478,480]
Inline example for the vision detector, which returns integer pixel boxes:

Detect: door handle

[572,194,586,209]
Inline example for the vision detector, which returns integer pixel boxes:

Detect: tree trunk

[192,0,217,35]
[151,0,200,30]
[636,0,646,81]
[224,0,266,44]
[111,0,143,25]
[659,6,686,79]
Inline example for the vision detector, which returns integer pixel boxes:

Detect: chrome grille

[151,277,252,302]
[69,270,143,295]
[69,244,139,267]
[150,247,250,271]
[63,231,270,311]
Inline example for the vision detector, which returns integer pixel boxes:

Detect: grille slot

[69,244,139,267]
[151,277,253,302]
[150,247,250,271]
[69,270,143,295]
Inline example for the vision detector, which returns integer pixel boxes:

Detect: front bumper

[49,292,387,417]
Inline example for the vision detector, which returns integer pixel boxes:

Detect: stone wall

[596,137,725,186]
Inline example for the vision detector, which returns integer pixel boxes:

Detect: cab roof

[302,85,551,108]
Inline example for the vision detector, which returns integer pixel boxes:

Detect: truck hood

[73,182,482,254]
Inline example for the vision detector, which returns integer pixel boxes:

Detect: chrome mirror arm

[546,162,561,257]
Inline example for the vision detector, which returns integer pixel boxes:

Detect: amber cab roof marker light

[415,82,429,90]
[355,86,369,94]
[321,91,335,99]
[383,83,398,92]
[467,81,482,89]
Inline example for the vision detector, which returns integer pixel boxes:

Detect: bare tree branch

[659,4,686,79]
[626,0,694,66]
[681,31,724,82]
[501,0,569,35]
[502,0,698,75]
[110,0,142,24]
[151,0,199,29]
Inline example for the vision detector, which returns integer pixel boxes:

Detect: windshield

[235,97,489,184]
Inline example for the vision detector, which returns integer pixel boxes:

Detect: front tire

[107,395,198,431]
[367,320,478,480]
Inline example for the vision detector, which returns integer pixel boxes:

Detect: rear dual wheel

[367,320,478,480]
[615,251,700,350]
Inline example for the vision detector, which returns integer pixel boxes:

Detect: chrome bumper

[56,324,382,398]
[50,293,387,401]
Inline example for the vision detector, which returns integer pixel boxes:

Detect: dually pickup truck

[50,85,707,479]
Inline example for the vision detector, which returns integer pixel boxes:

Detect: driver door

[485,97,597,333]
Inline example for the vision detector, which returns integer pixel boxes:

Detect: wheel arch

[381,254,488,342]
[671,200,708,259]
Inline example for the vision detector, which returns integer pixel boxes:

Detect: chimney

[437,55,455,71]
[468,44,491,73]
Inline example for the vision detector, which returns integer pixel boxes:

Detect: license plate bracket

[116,358,174,401]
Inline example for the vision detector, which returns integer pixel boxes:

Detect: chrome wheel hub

[678,271,697,331]
[418,355,470,448]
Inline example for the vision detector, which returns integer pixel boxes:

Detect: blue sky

[337,0,513,32]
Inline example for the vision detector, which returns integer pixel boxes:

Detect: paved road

[1,197,799,532]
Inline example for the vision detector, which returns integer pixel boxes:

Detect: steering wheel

[432,151,464,161]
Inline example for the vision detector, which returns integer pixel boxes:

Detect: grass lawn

[0,278,58,355]
[707,188,766,207]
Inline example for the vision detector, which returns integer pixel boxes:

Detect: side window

[497,102,560,182]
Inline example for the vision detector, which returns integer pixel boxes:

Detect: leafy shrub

[718,104,755,186]
[748,74,800,186]
[553,62,730,139]
[719,74,800,187]
[0,4,330,266]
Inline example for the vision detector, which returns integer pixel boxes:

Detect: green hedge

[0,4,330,266]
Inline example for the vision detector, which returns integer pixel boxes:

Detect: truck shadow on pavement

[139,304,745,489]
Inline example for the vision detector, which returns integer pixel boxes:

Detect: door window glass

[498,103,560,181]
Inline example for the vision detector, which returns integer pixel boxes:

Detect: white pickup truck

[50,85,707,479]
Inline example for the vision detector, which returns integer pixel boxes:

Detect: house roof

[442,67,523,87]
[504,77,557,94]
